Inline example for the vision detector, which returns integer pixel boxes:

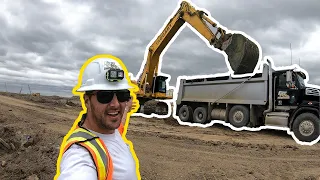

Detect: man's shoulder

[63,143,92,155]
[57,144,97,180]
[61,144,95,167]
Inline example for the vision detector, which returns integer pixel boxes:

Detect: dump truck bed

[176,64,270,106]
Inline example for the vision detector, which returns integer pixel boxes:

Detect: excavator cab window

[159,81,166,92]
[152,76,167,93]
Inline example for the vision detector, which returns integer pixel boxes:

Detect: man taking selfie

[55,55,140,180]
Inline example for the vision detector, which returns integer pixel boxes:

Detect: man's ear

[84,94,90,108]
[127,96,133,111]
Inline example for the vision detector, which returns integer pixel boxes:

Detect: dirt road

[0,93,320,180]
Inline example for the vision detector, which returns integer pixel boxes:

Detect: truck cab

[274,70,307,109]
[271,68,320,142]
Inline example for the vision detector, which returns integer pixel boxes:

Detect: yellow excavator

[131,1,260,115]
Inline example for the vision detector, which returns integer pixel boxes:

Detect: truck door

[276,72,299,107]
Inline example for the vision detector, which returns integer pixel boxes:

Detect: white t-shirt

[57,129,138,180]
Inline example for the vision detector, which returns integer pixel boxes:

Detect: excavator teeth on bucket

[221,33,260,74]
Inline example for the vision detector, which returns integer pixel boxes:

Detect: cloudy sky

[1,0,319,97]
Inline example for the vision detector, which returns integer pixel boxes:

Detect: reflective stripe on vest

[118,123,124,135]
[62,127,114,180]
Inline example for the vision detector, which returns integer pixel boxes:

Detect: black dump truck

[175,59,320,142]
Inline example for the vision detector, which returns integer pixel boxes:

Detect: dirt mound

[0,92,82,108]
[0,124,60,180]
[28,95,81,108]
[161,116,181,126]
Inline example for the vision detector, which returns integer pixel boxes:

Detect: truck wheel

[178,105,193,122]
[228,105,250,128]
[292,113,319,142]
[193,107,207,124]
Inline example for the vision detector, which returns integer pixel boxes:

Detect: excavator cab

[152,76,168,94]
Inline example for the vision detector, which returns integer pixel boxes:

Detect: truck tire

[178,105,193,122]
[228,105,250,128]
[193,107,207,124]
[292,113,320,142]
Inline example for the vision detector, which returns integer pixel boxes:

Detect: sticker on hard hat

[103,60,125,82]
[104,61,119,70]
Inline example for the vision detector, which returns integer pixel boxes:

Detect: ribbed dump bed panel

[176,64,270,105]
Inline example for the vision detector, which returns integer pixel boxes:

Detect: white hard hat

[76,57,134,92]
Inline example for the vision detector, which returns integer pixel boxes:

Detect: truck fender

[289,107,319,129]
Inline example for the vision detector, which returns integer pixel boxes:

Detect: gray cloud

[0,0,319,97]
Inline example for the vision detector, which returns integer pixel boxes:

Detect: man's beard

[92,106,121,131]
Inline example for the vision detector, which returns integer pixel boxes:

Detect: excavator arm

[134,1,260,115]
[137,1,259,95]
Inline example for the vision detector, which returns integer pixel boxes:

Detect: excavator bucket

[220,33,260,74]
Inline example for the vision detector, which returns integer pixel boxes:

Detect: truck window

[296,74,306,88]
[278,73,287,88]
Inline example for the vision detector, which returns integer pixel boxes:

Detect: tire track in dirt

[139,132,320,162]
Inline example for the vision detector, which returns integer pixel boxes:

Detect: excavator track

[222,33,260,74]
[143,100,168,115]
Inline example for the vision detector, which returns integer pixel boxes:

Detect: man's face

[86,90,129,133]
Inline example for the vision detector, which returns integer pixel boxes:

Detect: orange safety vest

[62,122,125,180]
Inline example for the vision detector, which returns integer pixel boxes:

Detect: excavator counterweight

[133,1,261,115]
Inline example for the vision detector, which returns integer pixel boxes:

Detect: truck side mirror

[286,71,293,82]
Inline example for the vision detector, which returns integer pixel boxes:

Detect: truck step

[265,112,289,127]
[265,112,290,117]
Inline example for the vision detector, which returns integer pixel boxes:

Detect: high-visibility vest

[62,123,125,180]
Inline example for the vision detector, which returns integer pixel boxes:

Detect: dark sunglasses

[88,90,131,104]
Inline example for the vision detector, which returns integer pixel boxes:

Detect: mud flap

[207,102,212,123]
[249,105,258,127]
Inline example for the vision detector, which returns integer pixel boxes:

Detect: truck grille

[305,87,320,96]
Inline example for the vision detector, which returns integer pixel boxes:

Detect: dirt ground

[0,92,320,180]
